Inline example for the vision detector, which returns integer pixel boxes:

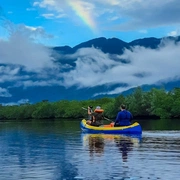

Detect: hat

[94,106,104,113]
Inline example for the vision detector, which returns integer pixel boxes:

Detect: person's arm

[88,107,92,115]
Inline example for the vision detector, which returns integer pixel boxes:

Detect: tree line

[0,87,180,120]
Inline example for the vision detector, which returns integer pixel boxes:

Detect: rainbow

[66,0,98,33]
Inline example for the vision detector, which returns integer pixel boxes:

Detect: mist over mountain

[1,35,180,105]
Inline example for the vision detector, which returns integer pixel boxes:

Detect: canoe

[80,119,142,134]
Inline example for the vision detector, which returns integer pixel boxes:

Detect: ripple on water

[0,121,180,180]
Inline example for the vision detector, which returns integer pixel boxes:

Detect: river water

[0,119,180,180]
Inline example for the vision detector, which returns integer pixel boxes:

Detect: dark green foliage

[170,88,180,118]
[32,102,55,119]
[148,88,174,119]
[126,87,151,116]
[0,87,180,120]
[100,99,115,118]
[114,95,125,113]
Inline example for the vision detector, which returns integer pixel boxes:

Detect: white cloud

[0,24,56,72]
[167,29,180,37]
[1,35,180,97]
[41,13,66,19]
[0,66,20,75]
[0,36,55,71]
[106,0,180,30]
[0,66,20,83]
[26,8,36,11]
[22,25,54,39]
[0,20,62,87]
[41,13,55,19]
[25,25,40,31]
[0,65,31,84]
[0,87,12,97]
[32,0,180,31]
[33,0,98,31]
[33,0,64,12]
[61,47,118,87]
[138,29,148,34]
[18,79,63,88]
[61,39,180,95]
[108,16,119,21]
[2,99,30,106]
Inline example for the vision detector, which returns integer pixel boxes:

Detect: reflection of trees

[88,136,105,157]
[139,118,180,131]
[53,152,78,180]
[114,136,134,162]
[0,121,79,180]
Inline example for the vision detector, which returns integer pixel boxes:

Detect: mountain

[1,36,180,105]
[53,37,129,54]
[53,36,180,55]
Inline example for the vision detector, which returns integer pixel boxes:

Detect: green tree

[170,88,180,118]
[149,88,173,118]
[54,100,69,118]
[114,95,125,113]
[126,87,149,116]
[32,102,55,119]
[102,99,115,118]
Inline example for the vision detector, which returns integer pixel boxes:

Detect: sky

[1,0,180,47]
[0,0,180,104]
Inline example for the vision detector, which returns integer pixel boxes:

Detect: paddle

[81,107,113,122]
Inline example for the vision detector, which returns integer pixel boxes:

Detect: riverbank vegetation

[0,87,180,120]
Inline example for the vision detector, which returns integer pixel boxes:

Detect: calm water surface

[0,119,180,180]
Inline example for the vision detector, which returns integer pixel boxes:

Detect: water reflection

[88,135,105,156]
[0,120,81,180]
[82,133,141,162]
[114,135,134,162]
[0,120,179,179]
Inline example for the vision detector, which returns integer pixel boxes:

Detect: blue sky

[1,0,180,47]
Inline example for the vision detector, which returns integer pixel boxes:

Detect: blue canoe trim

[80,119,142,134]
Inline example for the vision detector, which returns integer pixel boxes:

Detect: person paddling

[114,104,133,127]
[87,106,94,121]
[86,106,104,126]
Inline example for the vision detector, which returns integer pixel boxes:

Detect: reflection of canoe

[81,133,142,148]
[82,133,121,141]
[80,119,142,134]
[82,133,142,142]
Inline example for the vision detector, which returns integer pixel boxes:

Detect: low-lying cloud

[61,39,180,95]
[0,26,55,71]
